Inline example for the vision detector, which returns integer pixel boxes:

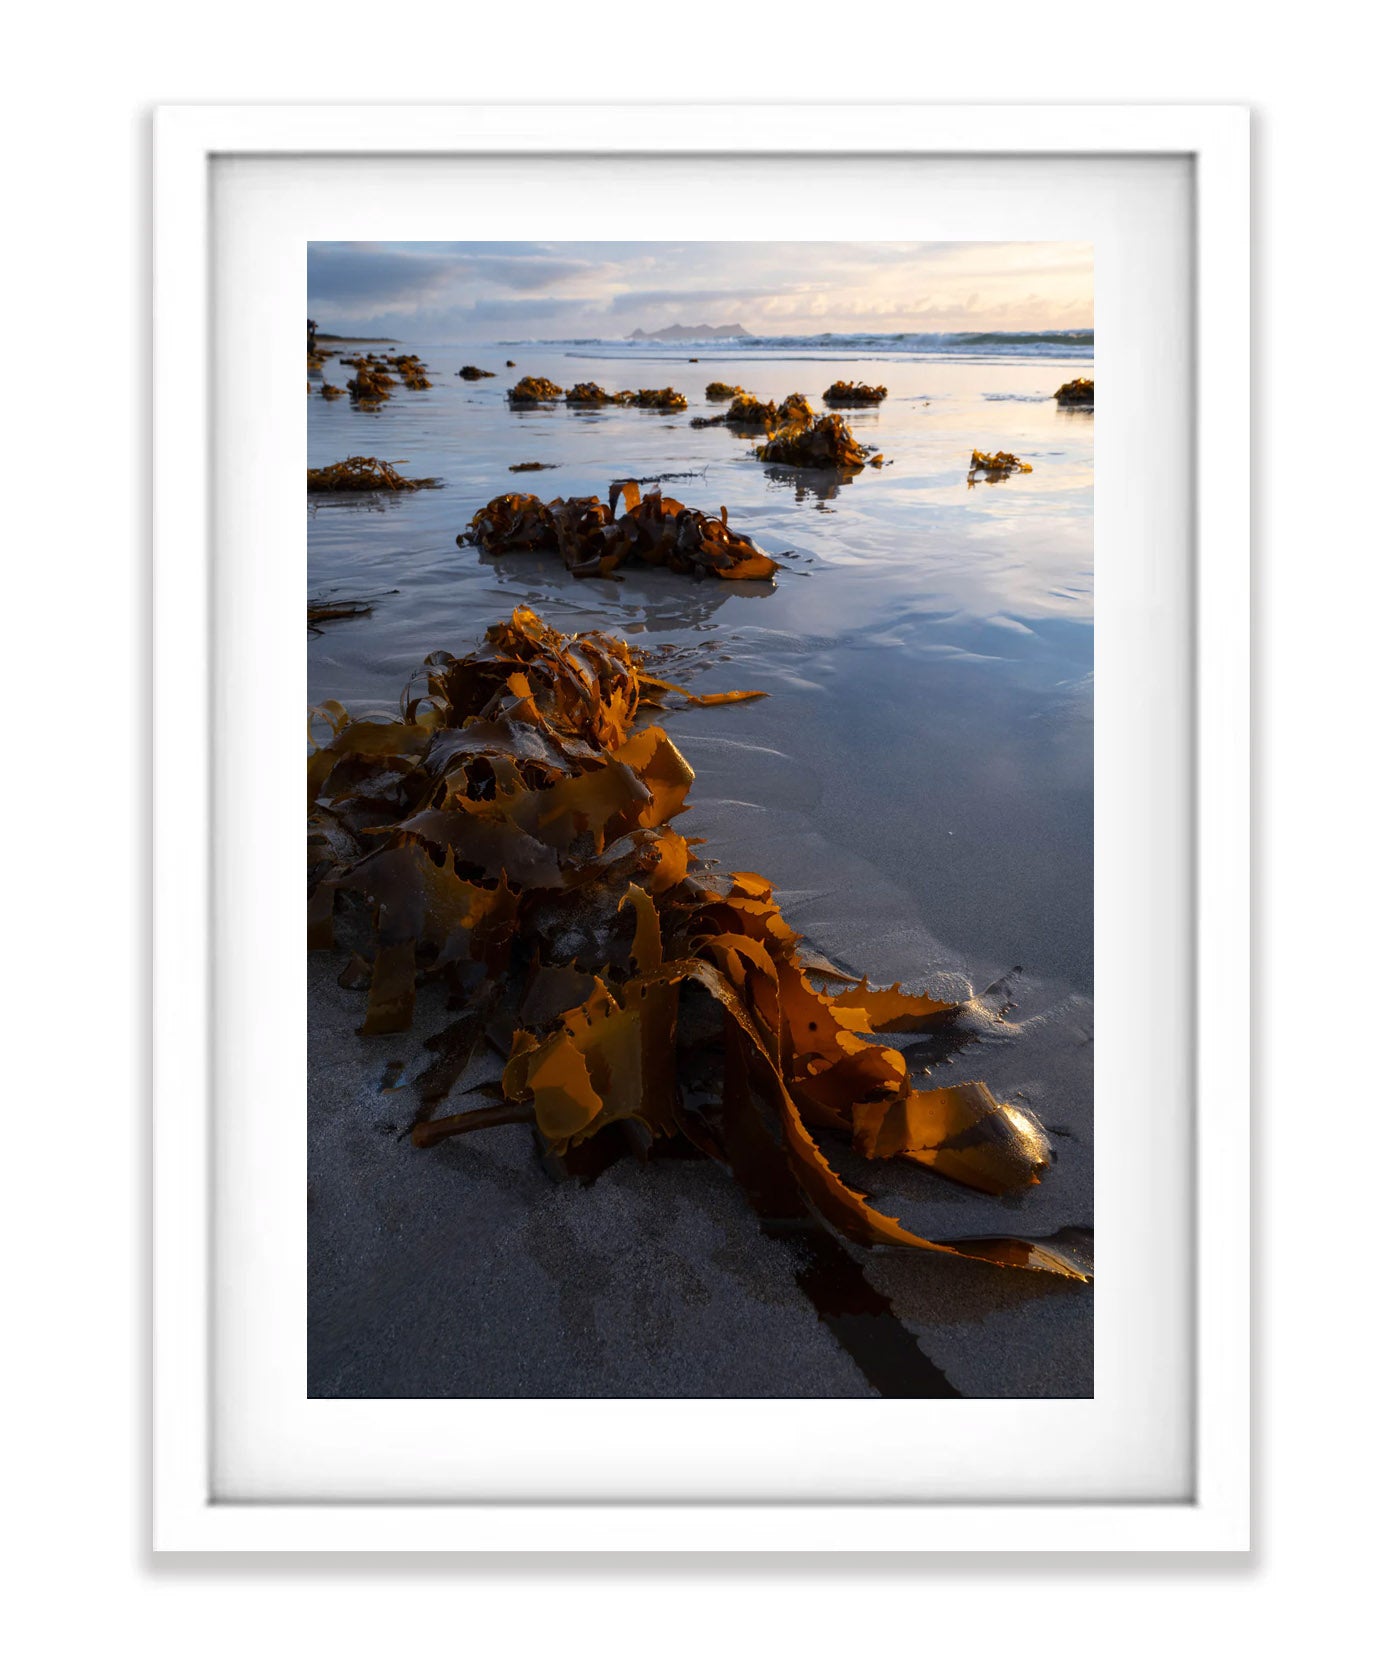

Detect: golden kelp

[508,376,564,404]
[823,380,887,406]
[778,392,815,426]
[508,461,558,473]
[308,608,1085,1280]
[724,392,779,428]
[458,480,779,582]
[706,381,741,400]
[1054,378,1094,407]
[968,450,1033,482]
[307,457,443,494]
[320,383,346,400]
[458,365,496,381]
[756,413,872,475]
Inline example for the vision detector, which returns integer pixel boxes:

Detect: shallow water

[307,343,1093,994]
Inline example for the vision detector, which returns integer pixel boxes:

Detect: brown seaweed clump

[777,392,815,426]
[705,381,741,400]
[755,413,873,476]
[823,380,887,406]
[458,365,496,381]
[458,479,778,582]
[320,383,346,400]
[307,457,442,494]
[347,360,396,407]
[628,387,688,411]
[508,376,565,405]
[565,382,625,406]
[306,607,1087,1280]
[1054,378,1094,407]
[392,355,432,390]
[968,450,1033,482]
[505,359,517,367]
[509,461,557,473]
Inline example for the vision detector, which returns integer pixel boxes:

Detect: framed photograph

[153,104,1249,1552]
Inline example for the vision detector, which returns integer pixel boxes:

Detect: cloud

[307,240,1092,338]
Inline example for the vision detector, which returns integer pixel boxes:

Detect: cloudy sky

[307,241,1092,340]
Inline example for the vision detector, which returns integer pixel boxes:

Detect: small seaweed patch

[307,457,443,494]
[706,381,741,400]
[458,480,778,581]
[306,608,1088,1281]
[320,384,346,400]
[508,376,565,405]
[823,381,887,406]
[509,461,558,473]
[968,450,1033,483]
[629,387,688,411]
[458,365,496,381]
[1054,378,1094,407]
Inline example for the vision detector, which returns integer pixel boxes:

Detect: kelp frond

[307,608,1086,1280]
[1054,378,1094,407]
[458,365,496,380]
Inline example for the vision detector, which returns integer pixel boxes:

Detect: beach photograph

[306,240,1095,1399]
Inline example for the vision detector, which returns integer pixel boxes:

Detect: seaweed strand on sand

[308,606,1087,1280]
[307,457,442,494]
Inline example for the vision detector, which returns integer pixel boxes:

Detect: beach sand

[307,342,1094,1397]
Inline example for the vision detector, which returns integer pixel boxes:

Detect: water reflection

[469,544,777,642]
[761,463,848,506]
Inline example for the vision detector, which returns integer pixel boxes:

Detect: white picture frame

[153,103,1249,1553]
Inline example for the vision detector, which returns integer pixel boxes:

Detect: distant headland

[627,323,753,342]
